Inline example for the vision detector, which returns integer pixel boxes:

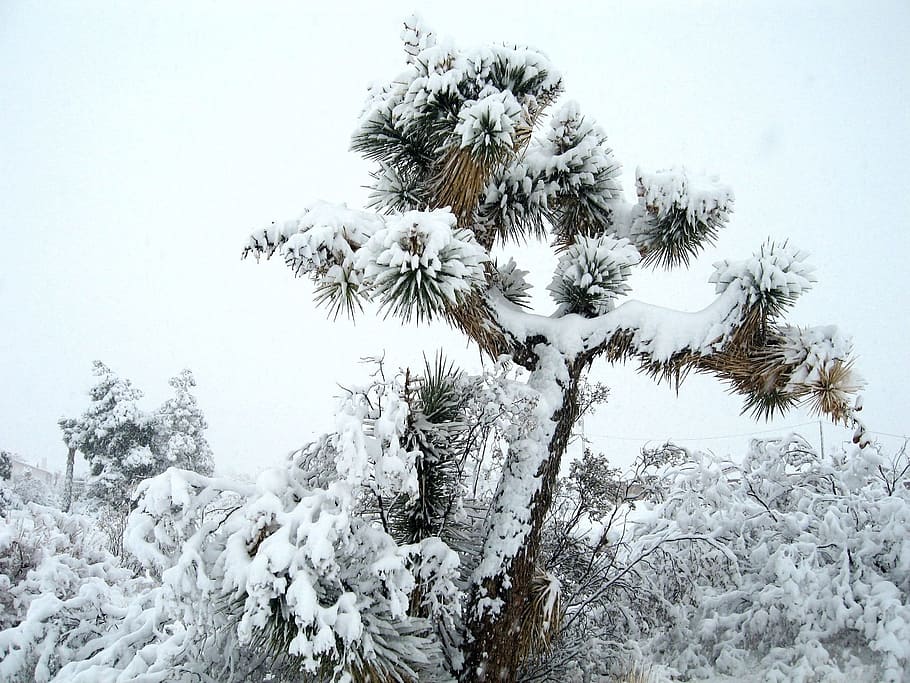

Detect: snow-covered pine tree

[58,361,155,511]
[243,17,868,681]
[0,451,12,515]
[153,369,215,476]
[0,451,11,482]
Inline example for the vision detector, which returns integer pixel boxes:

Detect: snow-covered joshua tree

[244,17,868,681]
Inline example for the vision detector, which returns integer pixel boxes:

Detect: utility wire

[867,430,910,441]
[585,421,908,444]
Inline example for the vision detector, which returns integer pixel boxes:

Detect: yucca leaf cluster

[548,235,641,317]
[633,167,734,268]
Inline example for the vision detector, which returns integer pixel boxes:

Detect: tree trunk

[62,446,75,512]
[462,359,584,682]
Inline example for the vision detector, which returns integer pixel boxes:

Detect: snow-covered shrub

[58,365,476,682]
[0,503,144,683]
[0,451,11,481]
[10,471,60,508]
[520,442,719,682]
[629,437,910,682]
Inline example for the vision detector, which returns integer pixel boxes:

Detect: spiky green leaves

[494,258,533,308]
[358,208,487,322]
[476,102,622,247]
[245,204,488,323]
[534,102,623,249]
[245,202,383,319]
[389,354,467,546]
[548,236,640,317]
[710,241,816,320]
[455,91,523,165]
[352,22,563,223]
[477,161,549,244]
[368,162,429,214]
[632,167,733,268]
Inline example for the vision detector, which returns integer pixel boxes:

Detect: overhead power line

[585,422,908,444]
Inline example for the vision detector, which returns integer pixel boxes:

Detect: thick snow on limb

[489,278,750,360]
[245,203,486,321]
[472,346,566,596]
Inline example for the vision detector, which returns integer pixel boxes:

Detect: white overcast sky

[2,1,908,477]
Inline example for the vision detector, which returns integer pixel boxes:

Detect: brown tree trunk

[62,446,75,512]
[462,359,584,682]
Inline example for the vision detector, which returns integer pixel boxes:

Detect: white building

[9,456,60,488]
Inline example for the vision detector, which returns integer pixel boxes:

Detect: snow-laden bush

[0,503,145,683]
[56,366,480,682]
[627,436,910,682]
[25,354,907,683]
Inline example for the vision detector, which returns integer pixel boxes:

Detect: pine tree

[153,369,215,476]
[242,16,868,681]
[0,451,11,482]
[60,363,216,515]
[58,361,155,509]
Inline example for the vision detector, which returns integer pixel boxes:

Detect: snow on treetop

[636,167,734,226]
[455,91,523,156]
[354,23,562,152]
[710,241,816,309]
[400,14,436,64]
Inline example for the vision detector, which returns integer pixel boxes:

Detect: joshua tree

[244,17,867,681]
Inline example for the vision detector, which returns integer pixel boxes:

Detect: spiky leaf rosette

[454,91,523,165]
[476,159,549,244]
[401,13,436,64]
[435,90,525,227]
[548,236,641,317]
[352,21,562,232]
[358,208,487,323]
[244,202,384,318]
[368,162,430,214]
[632,167,734,268]
[493,257,533,308]
[694,251,857,424]
[533,102,623,249]
[776,325,865,421]
[389,355,467,546]
[710,240,816,321]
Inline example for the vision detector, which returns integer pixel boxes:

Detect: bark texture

[462,357,586,682]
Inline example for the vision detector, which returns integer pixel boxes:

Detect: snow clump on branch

[357,208,487,322]
[548,235,641,317]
